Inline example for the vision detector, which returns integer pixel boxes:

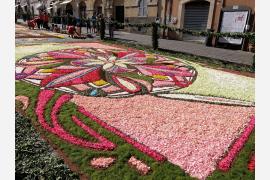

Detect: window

[138,0,148,17]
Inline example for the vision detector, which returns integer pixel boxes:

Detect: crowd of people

[24,11,116,39]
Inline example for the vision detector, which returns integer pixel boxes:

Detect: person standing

[67,25,75,38]
[91,13,97,33]
[43,12,49,30]
[35,15,41,29]
[67,13,71,26]
[96,13,102,35]
[39,11,44,29]
[86,16,91,34]
[108,15,115,39]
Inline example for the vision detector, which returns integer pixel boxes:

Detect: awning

[60,0,72,5]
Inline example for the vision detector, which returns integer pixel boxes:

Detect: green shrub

[15,112,79,180]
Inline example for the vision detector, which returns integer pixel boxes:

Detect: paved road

[17,19,254,66]
[110,31,254,66]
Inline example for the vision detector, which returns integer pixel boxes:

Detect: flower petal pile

[90,157,116,169]
[128,156,151,175]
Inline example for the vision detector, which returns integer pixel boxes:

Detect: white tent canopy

[60,0,72,5]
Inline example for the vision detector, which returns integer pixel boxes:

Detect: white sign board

[218,11,249,45]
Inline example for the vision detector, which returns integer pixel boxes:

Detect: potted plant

[248,36,255,53]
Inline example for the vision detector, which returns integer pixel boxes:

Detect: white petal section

[98,56,107,62]
[16,67,24,73]
[120,52,137,59]
[85,61,105,66]
[103,63,114,70]
[109,56,117,62]
[117,59,136,64]
[117,77,137,91]
[115,62,128,69]
[85,59,104,62]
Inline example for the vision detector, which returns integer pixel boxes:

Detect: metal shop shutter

[183,1,210,31]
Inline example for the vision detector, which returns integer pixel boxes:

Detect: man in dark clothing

[108,15,115,39]
[91,14,97,33]
[86,17,91,34]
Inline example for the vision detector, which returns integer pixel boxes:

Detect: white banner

[218,11,249,45]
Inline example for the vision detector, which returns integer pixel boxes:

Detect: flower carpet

[15,42,255,179]
[16,24,64,39]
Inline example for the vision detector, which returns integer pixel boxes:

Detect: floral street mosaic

[16,42,255,180]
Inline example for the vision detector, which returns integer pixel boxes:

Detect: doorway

[183,0,210,42]
[66,3,73,16]
[115,6,124,29]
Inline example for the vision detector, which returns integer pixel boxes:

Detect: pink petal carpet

[71,94,254,179]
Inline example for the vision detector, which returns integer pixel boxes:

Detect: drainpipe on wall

[213,0,224,47]
[162,0,168,39]
[157,0,161,19]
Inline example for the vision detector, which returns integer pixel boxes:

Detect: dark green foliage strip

[15,112,80,180]
[106,21,255,43]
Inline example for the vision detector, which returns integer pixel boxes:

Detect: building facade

[159,0,255,48]
[16,0,255,49]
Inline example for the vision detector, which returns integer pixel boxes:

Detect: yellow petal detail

[39,69,56,73]
[152,75,168,80]
[93,80,108,86]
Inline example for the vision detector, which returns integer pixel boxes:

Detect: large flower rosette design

[16,48,197,97]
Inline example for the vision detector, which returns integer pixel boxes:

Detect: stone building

[39,0,159,33]
[17,0,254,50]
[160,0,255,48]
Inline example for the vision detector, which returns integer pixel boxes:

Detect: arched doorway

[66,3,73,16]
[94,0,102,15]
[183,1,210,31]
[177,0,215,42]
[79,1,87,19]
[178,0,214,42]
